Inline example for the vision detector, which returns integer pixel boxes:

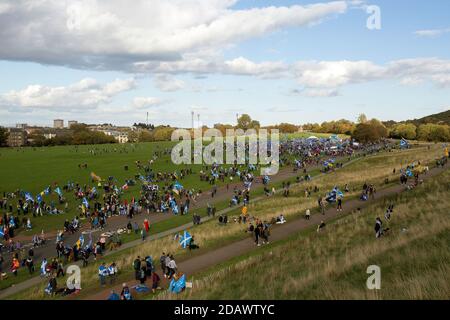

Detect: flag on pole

[179,231,192,249]
[400,138,409,148]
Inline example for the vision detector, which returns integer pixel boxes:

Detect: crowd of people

[2,137,441,299]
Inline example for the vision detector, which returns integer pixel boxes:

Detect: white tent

[307,136,319,140]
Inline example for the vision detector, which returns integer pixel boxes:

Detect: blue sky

[0,0,449,127]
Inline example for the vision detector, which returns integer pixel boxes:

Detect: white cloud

[289,58,450,93]
[0,78,136,110]
[153,74,185,92]
[0,0,347,71]
[302,88,340,97]
[293,60,384,88]
[132,97,164,109]
[414,28,450,38]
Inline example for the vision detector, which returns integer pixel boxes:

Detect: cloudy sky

[0,0,449,128]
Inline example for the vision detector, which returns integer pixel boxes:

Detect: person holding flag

[179,231,192,249]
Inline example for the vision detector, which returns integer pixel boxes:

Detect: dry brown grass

[170,167,450,300]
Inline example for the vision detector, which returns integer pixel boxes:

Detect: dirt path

[84,162,449,300]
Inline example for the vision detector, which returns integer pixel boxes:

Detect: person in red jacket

[11,257,20,276]
[143,219,150,233]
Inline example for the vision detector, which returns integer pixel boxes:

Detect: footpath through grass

[166,169,450,300]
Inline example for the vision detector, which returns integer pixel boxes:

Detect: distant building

[101,129,128,143]
[7,128,27,147]
[117,133,129,144]
[43,133,57,139]
[68,120,78,128]
[16,123,27,129]
[54,119,64,129]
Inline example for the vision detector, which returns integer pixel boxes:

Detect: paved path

[84,160,450,300]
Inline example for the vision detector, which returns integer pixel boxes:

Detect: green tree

[352,119,388,142]
[237,114,260,130]
[0,127,8,147]
[357,113,368,124]
[417,124,450,142]
[389,123,417,140]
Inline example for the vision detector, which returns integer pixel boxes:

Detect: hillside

[174,168,450,300]
[407,109,450,126]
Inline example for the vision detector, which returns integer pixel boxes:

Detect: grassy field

[6,144,445,299]
[0,141,240,234]
[163,166,450,300]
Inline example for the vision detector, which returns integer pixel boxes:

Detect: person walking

[254,223,261,246]
[305,209,311,220]
[98,262,108,286]
[337,198,343,212]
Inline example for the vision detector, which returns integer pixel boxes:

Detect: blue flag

[79,234,85,247]
[0,227,4,239]
[179,231,192,249]
[44,186,51,195]
[400,138,409,148]
[54,187,63,197]
[82,197,89,208]
[37,194,43,204]
[25,192,34,203]
[169,274,186,293]
[173,181,184,191]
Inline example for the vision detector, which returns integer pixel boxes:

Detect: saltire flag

[37,194,43,204]
[173,181,183,191]
[179,231,192,249]
[43,186,51,195]
[54,187,63,197]
[400,138,409,148]
[406,169,414,177]
[82,197,90,208]
[25,192,34,203]
[169,274,186,293]
[133,284,150,293]
[170,199,179,215]
[79,234,84,247]
[326,187,344,203]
